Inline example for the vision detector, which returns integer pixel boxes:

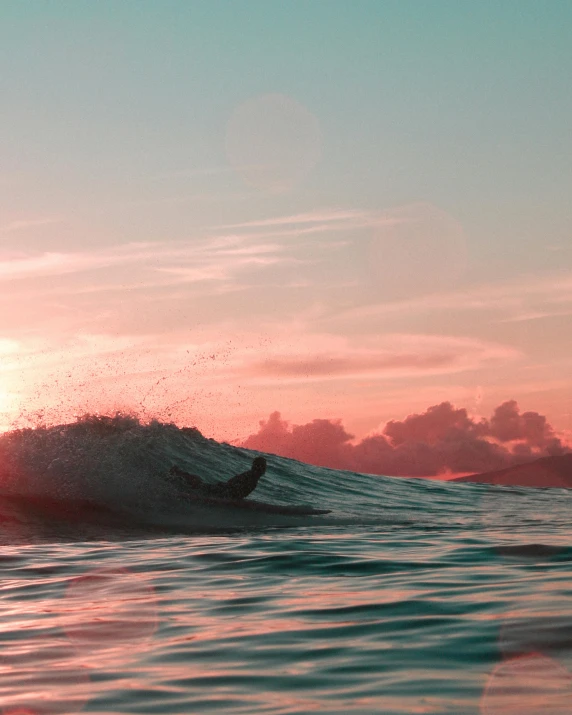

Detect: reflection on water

[62,566,158,660]
[0,523,571,713]
[0,639,91,715]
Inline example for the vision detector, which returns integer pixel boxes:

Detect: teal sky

[1,1,571,441]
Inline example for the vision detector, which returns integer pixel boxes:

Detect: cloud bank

[241,400,570,477]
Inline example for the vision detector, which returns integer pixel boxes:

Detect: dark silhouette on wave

[168,456,267,500]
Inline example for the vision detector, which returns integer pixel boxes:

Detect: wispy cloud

[0,332,150,373]
[546,245,572,252]
[214,202,456,237]
[499,307,572,323]
[7,328,517,387]
[0,217,63,234]
[239,333,521,384]
[216,208,375,229]
[0,234,295,285]
[338,270,572,323]
[0,252,99,279]
[0,245,162,282]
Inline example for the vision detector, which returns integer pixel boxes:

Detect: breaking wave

[0,413,569,543]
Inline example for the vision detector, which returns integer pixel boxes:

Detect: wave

[0,414,569,543]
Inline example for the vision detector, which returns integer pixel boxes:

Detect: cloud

[0,201,472,337]
[499,307,572,323]
[0,246,152,282]
[215,208,374,230]
[0,252,102,280]
[0,232,295,287]
[339,270,572,324]
[0,332,151,375]
[214,202,451,235]
[489,399,561,450]
[241,400,571,477]
[257,353,453,378]
[242,411,355,471]
[382,402,489,446]
[0,217,63,234]
[213,203,455,252]
[243,334,520,384]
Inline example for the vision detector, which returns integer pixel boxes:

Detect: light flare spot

[481,653,572,714]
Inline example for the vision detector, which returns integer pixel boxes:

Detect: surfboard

[181,492,331,516]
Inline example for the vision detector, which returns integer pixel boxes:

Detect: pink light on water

[62,566,158,662]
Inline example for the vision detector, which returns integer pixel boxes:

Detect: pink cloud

[243,411,354,471]
[339,270,572,324]
[243,334,520,384]
[489,399,562,450]
[258,353,455,378]
[0,217,63,234]
[241,401,571,477]
[215,208,373,229]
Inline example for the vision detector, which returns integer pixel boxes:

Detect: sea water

[1,415,571,714]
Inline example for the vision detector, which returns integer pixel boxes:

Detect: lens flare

[481,653,571,714]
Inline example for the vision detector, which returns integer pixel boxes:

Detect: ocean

[1,414,571,714]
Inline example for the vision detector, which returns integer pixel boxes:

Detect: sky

[1,1,571,474]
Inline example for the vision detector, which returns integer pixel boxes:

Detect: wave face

[1,414,571,543]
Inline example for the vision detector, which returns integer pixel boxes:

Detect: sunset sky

[1,1,571,464]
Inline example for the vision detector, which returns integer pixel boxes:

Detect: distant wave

[452,454,572,489]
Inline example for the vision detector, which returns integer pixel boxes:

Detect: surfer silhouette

[169,456,267,501]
